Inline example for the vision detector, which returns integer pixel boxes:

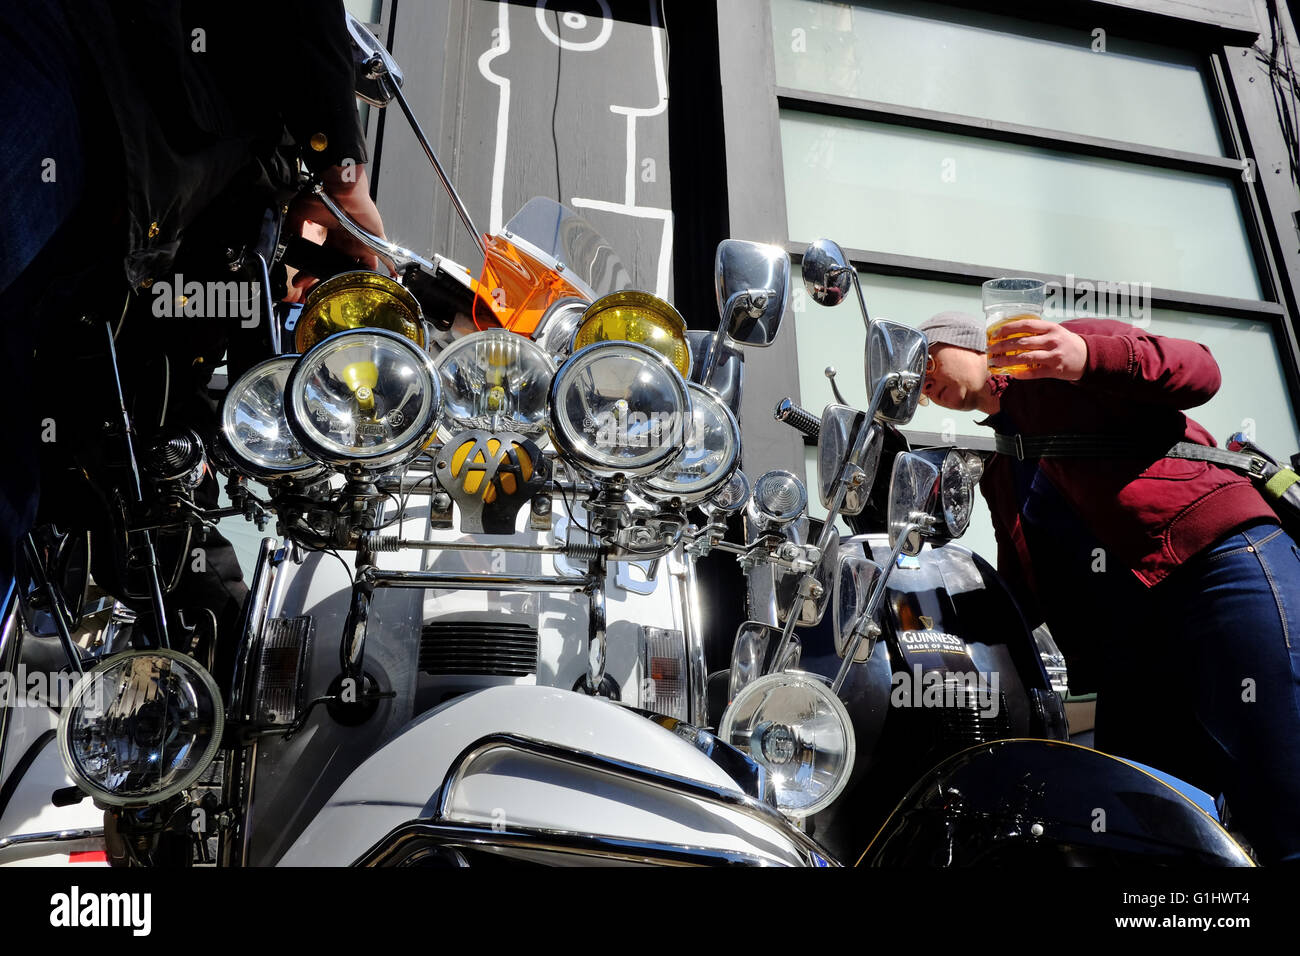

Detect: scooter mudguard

[858,738,1253,866]
[278,684,823,867]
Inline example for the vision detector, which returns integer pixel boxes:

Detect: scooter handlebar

[774,398,820,440]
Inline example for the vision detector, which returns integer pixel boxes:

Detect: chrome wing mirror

[867,319,927,425]
[727,621,785,702]
[346,11,404,107]
[696,240,790,392]
[802,238,870,324]
[817,406,883,517]
[832,551,883,666]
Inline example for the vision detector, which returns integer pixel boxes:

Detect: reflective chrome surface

[427,733,834,865]
[801,238,854,307]
[714,240,791,348]
[866,320,928,426]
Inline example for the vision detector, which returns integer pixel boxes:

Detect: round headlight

[57,649,224,807]
[572,291,692,378]
[548,341,691,478]
[640,384,741,504]
[295,271,425,353]
[940,450,974,537]
[434,329,556,441]
[286,329,441,470]
[708,468,751,515]
[220,356,323,480]
[718,672,855,818]
[752,470,808,527]
[533,298,589,360]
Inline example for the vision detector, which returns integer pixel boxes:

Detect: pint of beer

[982,278,1047,374]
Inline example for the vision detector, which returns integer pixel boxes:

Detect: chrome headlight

[547,341,690,478]
[219,356,323,480]
[57,649,224,807]
[718,672,855,818]
[572,290,692,378]
[640,383,741,505]
[434,329,556,441]
[708,468,751,515]
[751,470,807,528]
[286,329,441,470]
[532,297,589,359]
[940,450,975,537]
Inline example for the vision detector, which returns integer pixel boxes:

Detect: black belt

[992,433,1269,476]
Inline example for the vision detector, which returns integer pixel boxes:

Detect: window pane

[772,0,1224,156]
[793,272,1299,451]
[344,0,382,23]
[781,111,1262,300]
[797,273,1298,580]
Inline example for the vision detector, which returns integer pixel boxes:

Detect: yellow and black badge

[435,430,548,534]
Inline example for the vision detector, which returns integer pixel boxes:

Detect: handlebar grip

[774,398,820,440]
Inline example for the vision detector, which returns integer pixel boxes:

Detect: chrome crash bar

[354,732,834,867]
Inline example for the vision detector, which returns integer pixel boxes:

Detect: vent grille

[936,685,1011,747]
[419,621,539,678]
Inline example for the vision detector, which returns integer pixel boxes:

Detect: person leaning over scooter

[916,309,1300,865]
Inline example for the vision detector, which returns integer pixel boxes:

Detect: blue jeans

[1095,519,1300,865]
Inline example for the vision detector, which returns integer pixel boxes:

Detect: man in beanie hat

[917,309,1300,864]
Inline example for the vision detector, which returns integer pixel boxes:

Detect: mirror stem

[768,376,891,675]
[697,290,747,390]
[370,55,487,261]
[844,267,871,330]
[811,374,892,560]
[104,319,171,650]
[768,581,805,674]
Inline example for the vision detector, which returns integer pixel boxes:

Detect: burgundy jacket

[979,319,1275,609]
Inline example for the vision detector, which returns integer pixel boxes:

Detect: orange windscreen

[472,233,589,335]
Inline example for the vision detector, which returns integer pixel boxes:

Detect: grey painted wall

[373,0,676,304]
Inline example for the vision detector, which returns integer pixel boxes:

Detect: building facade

[351,0,1300,554]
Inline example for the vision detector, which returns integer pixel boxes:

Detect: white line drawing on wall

[476,1,673,298]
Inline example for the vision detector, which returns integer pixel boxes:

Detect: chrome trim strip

[364,569,588,592]
[0,582,21,783]
[0,828,104,855]
[230,538,280,722]
[434,732,834,866]
[677,550,709,726]
[357,821,777,867]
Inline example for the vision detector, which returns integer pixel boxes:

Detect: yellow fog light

[295,270,425,353]
[572,291,691,378]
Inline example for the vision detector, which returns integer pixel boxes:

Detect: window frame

[717,0,1300,466]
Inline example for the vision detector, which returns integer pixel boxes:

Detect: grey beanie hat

[918,311,985,353]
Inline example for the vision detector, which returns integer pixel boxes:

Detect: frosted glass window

[781,111,1262,301]
[344,0,381,22]
[798,273,1298,572]
[772,0,1224,156]
[794,271,1299,449]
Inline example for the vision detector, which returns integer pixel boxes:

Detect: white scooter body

[279,684,814,866]
[239,493,747,865]
[0,672,106,867]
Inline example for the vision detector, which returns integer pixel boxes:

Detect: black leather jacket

[62,0,368,288]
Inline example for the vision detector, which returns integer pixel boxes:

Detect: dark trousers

[1095,519,1300,865]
